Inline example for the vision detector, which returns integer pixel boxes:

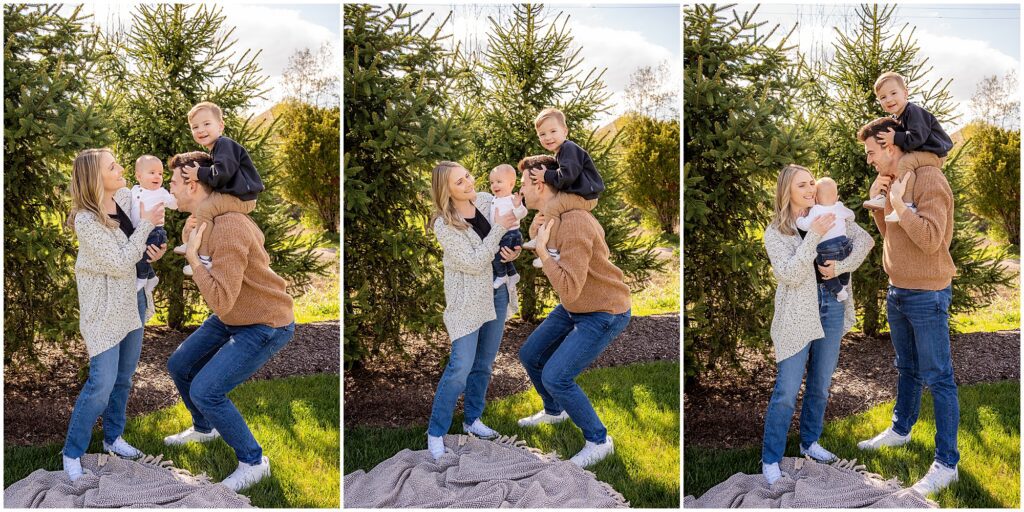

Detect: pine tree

[462,4,662,321]
[105,4,327,329]
[4,5,114,363]
[963,122,1020,247]
[344,5,470,366]
[277,101,341,235]
[683,4,811,384]
[620,114,680,235]
[805,4,1010,334]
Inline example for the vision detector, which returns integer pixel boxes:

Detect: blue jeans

[492,229,523,278]
[887,285,959,468]
[64,289,147,458]
[518,305,631,443]
[136,226,167,279]
[428,285,510,436]
[167,315,295,464]
[762,284,845,464]
[816,235,852,297]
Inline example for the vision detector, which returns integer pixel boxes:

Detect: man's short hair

[517,154,558,172]
[188,101,224,123]
[857,117,900,143]
[873,71,907,94]
[534,107,567,130]
[168,151,214,192]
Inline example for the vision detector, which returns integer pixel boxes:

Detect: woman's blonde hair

[430,161,471,231]
[769,164,814,236]
[67,148,119,232]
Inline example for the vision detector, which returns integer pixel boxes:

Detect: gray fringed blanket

[683,456,937,508]
[344,434,629,508]
[4,453,252,508]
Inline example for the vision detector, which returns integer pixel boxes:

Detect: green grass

[952,289,1020,333]
[5,374,340,508]
[632,258,679,317]
[685,381,1020,508]
[345,361,680,508]
[293,261,340,324]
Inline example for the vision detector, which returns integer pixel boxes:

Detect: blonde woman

[760,164,874,484]
[426,161,521,461]
[63,148,167,481]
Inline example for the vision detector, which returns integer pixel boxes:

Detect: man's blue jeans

[64,289,147,459]
[167,315,295,464]
[518,305,631,444]
[428,284,509,436]
[762,284,845,464]
[887,284,959,469]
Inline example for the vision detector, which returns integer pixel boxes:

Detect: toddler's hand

[181,162,200,182]
[528,167,546,185]
[876,128,896,148]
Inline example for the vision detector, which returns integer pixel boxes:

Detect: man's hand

[185,222,208,267]
[535,220,552,258]
[870,174,893,199]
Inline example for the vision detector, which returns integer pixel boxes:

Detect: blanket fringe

[818,456,903,488]
[102,451,214,485]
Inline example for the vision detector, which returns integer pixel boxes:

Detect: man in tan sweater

[855,117,959,496]
[515,167,631,468]
[163,151,295,492]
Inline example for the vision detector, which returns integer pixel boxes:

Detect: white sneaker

[103,436,143,459]
[144,275,160,294]
[163,426,220,446]
[492,276,507,289]
[836,288,849,301]
[532,257,543,268]
[63,455,85,482]
[863,194,886,211]
[521,239,537,250]
[800,441,837,463]
[183,264,194,277]
[884,209,900,222]
[198,255,212,269]
[910,461,958,496]
[762,461,782,485]
[857,426,910,450]
[427,434,446,461]
[517,409,570,427]
[463,419,499,439]
[221,456,271,492]
[569,435,614,467]
[173,243,188,255]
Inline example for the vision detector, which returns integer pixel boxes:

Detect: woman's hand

[809,212,835,236]
[185,222,208,265]
[146,243,168,263]
[499,246,521,263]
[496,209,517,229]
[139,201,165,226]
[817,260,836,280]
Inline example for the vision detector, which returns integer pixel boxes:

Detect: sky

[69,3,340,116]
[730,3,1020,132]
[407,3,681,127]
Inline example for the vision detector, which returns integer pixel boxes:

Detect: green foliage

[3,5,114,363]
[276,100,340,234]
[963,122,1020,246]
[461,4,662,321]
[103,5,326,330]
[343,5,469,367]
[805,4,1011,334]
[683,4,811,384]
[620,115,680,234]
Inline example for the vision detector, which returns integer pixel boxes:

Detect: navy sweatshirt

[198,136,265,201]
[543,140,605,200]
[893,102,953,158]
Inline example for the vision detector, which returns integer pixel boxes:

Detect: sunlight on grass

[632,257,679,317]
[952,291,1019,333]
[294,259,340,324]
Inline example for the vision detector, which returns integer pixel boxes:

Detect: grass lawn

[684,381,1019,508]
[294,259,340,324]
[952,289,1019,333]
[345,361,680,508]
[5,374,340,508]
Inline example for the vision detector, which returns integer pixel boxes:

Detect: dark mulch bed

[4,321,340,446]
[684,329,1020,450]
[343,313,680,428]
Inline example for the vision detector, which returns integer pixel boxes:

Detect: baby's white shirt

[795,202,855,241]
[491,195,528,230]
[130,184,177,227]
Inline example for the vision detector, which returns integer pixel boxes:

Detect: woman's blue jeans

[428,284,509,437]
[887,285,959,469]
[518,304,632,444]
[63,289,147,459]
[762,284,845,464]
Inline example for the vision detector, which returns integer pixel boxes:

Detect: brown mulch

[683,329,1020,450]
[343,313,680,428]
[4,321,340,447]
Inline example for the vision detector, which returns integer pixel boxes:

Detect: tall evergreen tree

[4,5,114,363]
[344,5,469,366]
[683,4,811,384]
[804,4,1010,334]
[276,100,341,235]
[963,122,1020,247]
[462,4,662,321]
[105,4,326,329]
[620,114,680,235]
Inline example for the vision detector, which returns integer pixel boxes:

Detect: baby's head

[489,164,517,198]
[534,107,568,153]
[815,177,839,206]
[874,72,909,116]
[135,155,164,191]
[188,101,225,150]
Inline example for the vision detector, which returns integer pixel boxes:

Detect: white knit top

[75,187,156,357]
[763,216,875,362]
[434,192,521,342]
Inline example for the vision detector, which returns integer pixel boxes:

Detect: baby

[131,155,177,288]
[796,177,855,301]
[489,164,528,289]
